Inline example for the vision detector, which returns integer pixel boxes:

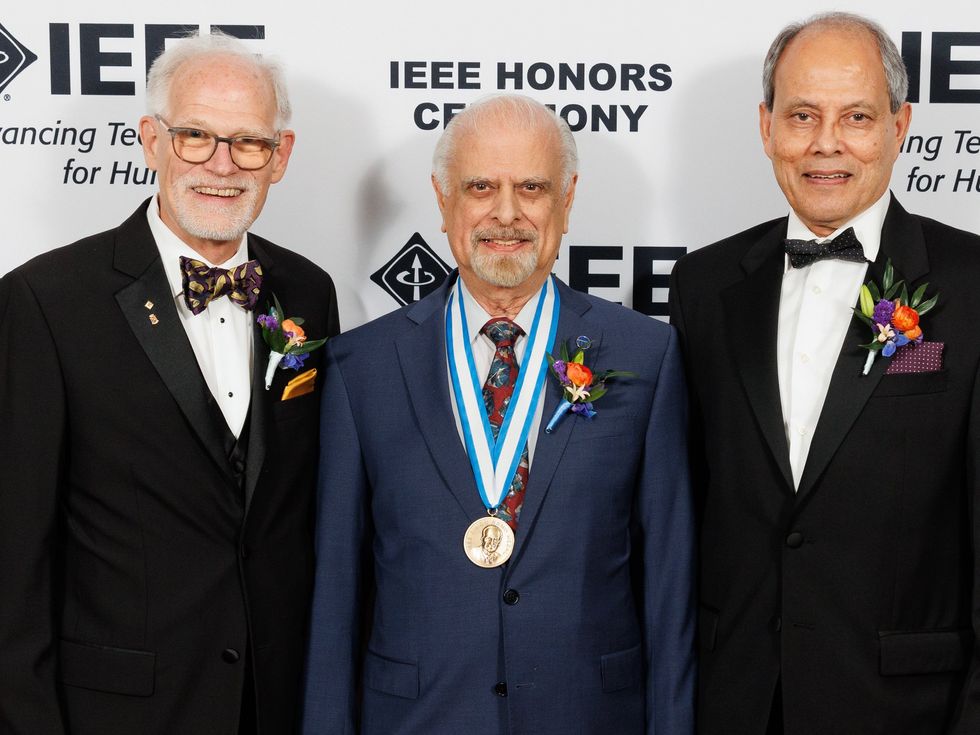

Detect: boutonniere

[544,335,635,433]
[256,295,328,389]
[853,259,939,375]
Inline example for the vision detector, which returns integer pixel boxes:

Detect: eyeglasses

[155,115,280,170]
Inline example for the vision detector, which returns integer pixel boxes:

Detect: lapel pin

[149,314,159,325]
[144,300,154,310]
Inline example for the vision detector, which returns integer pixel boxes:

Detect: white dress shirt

[448,277,546,468]
[777,190,889,489]
[147,196,254,438]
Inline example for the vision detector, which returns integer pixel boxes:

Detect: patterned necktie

[783,226,866,268]
[481,318,529,531]
[179,256,263,315]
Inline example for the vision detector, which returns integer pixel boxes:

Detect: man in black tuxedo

[0,33,338,735]
[670,12,980,735]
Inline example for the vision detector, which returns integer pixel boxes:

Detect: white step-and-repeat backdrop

[2,1,979,327]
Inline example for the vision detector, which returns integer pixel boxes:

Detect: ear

[431,174,449,233]
[268,129,295,184]
[759,102,774,158]
[139,115,161,170]
[561,173,578,234]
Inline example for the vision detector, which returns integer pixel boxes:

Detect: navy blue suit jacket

[302,275,695,734]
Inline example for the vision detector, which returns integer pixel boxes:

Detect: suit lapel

[395,274,487,522]
[796,197,930,501]
[508,281,596,565]
[113,201,238,488]
[721,221,795,492]
[243,235,275,514]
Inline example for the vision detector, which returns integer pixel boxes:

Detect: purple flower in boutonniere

[545,335,635,433]
[256,313,279,331]
[853,259,938,375]
[256,294,327,389]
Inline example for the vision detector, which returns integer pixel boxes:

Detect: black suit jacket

[669,196,980,735]
[0,199,339,735]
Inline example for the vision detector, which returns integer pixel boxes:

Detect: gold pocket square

[281,368,317,401]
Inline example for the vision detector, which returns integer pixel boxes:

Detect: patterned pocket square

[885,341,944,374]
[281,368,317,400]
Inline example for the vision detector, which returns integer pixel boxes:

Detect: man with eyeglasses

[0,32,338,735]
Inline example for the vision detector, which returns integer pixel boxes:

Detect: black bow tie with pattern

[179,256,263,315]
[783,226,867,268]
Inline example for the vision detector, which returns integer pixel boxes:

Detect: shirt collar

[146,194,249,300]
[784,189,890,272]
[457,275,542,345]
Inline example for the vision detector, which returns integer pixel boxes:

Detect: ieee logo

[371,233,452,306]
[0,23,37,94]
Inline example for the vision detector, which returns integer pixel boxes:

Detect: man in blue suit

[302,94,695,734]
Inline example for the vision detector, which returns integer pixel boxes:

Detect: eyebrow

[172,119,275,138]
[781,97,880,110]
[460,176,553,188]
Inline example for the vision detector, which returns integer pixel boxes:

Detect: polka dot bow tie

[783,227,867,269]
[179,256,263,315]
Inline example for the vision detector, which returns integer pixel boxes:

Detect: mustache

[471,228,537,246]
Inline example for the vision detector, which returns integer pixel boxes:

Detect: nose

[811,117,844,156]
[204,140,239,176]
[492,186,521,225]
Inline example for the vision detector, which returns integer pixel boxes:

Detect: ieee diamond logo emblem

[0,23,37,95]
[371,233,452,306]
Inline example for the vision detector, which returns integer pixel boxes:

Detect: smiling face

[760,25,911,236]
[433,111,576,307]
[139,54,294,262]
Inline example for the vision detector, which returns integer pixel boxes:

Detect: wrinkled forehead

[451,119,563,176]
[167,55,277,121]
[771,24,892,110]
[777,24,884,80]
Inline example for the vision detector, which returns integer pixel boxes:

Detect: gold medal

[463,516,515,568]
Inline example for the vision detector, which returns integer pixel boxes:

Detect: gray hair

[762,11,908,114]
[145,31,291,129]
[432,94,578,194]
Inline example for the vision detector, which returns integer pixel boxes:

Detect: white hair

[145,31,291,128]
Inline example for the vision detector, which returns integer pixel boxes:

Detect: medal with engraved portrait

[463,516,514,568]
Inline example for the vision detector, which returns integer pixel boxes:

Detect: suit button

[493,681,508,697]
[503,589,520,605]
[770,615,782,632]
[222,648,240,664]
[785,532,804,548]
[233,459,246,474]
[240,545,250,559]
